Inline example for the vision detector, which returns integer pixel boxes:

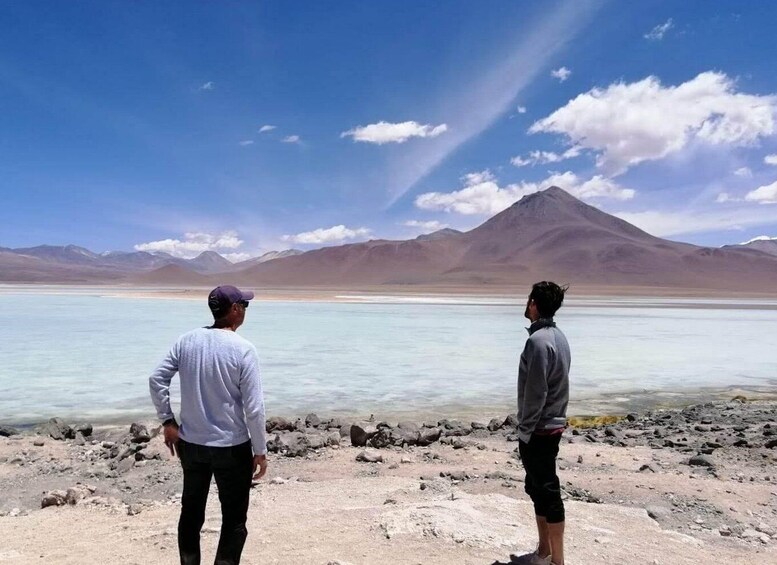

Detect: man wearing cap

[149,285,268,565]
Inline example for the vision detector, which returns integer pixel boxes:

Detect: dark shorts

[518,433,564,523]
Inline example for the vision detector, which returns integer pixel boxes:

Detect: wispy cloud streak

[384,0,603,206]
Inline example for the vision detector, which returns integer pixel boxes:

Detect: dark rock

[470,422,486,430]
[765,438,777,449]
[416,427,441,447]
[368,429,393,449]
[356,450,383,463]
[74,423,93,437]
[0,425,21,437]
[129,423,150,443]
[688,454,716,468]
[626,413,638,422]
[41,490,68,508]
[487,418,503,432]
[646,505,672,521]
[397,421,419,432]
[503,414,519,428]
[639,464,657,473]
[350,424,377,447]
[42,418,75,441]
[305,413,322,428]
[442,470,469,481]
[266,416,294,432]
[392,428,420,447]
[293,419,306,432]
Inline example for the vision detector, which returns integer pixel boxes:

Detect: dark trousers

[518,433,565,523]
[178,439,253,565]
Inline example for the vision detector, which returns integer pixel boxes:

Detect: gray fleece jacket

[517,318,571,443]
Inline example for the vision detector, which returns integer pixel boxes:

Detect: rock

[0,425,20,437]
[756,522,777,537]
[442,470,469,481]
[645,505,672,521]
[41,490,68,508]
[392,428,420,447]
[129,423,151,444]
[577,455,583,464]
[339,424,352,438]
[487,418,502,432]
[266,416,294,433]
[471,421,486,430]
[639,464,657,473]
[688,454,716,469]
[66,485,91,505]
[397,421,420,433]
[117,457,135,474]
[368,429,393,449]
[356,450,383,463]
[127,503,143,516]
[765,438,777,449]
[503,414,519,428]
[400,456,413,464]
[74,423,93,437]
[626,413,638,422]
[33,439,45,447]
[417,427,441,447]
[42,418,74,440]
[350,424,377,447]
[270,477,287,485]
[305,413,322,428]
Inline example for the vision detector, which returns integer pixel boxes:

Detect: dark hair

[529,281,568,318]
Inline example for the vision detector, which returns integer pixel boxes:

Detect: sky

[1,1,777,260]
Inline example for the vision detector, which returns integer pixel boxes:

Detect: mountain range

[3,187,777,292]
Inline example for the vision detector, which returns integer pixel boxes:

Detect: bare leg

[535,515,551,558]
[547,520,565,565]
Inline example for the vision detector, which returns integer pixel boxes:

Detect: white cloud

[282,135,301,144]
[239,140,254,146]
[281,225,371,245]
[745,180,777,204]
[341,121,448,144]
[403,220,449,232]
[199,81,215,91]
[765,154,777,165]
[134,231,243,259]
[529,72,777,176]
[259,125,276,133]
[221,252,252,263]
[516,106,527,114]
[644,18,674,41]
[511,146,581,167]
[741,235,777,244]
[551,67,571,82]
[415,170,634,215]
[734,167,752,178]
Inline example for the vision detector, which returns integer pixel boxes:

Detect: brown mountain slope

[229,186,777,291]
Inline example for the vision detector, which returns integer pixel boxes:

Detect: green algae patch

[567,415,624,429]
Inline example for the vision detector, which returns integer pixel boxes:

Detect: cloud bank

[341,121,448,144]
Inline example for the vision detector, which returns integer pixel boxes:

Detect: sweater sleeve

[517,338,550,443]
[240,346,267,456]
[149,341,179,422]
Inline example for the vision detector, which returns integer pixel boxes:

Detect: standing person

[149,285,268,565]
[516,281,571,565]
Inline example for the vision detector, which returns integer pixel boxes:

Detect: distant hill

[724,238,777,257]
[3,187,777,293]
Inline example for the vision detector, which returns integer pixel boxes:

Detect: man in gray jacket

[150,285,268,565]
[517,281,570,565]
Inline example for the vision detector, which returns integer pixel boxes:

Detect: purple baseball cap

[207,285,255,314]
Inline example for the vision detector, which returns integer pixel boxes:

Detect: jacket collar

[527,317,556,335]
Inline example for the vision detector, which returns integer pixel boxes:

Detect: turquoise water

[0,292,776,424]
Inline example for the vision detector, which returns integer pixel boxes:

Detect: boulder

[503,414,519,428]
[42,418,74,441]
[417,427,441,446]
[356,450,383,463]
[688,454,716,468]
[368,429,393,449]
[266,416,294,432]
[487,418,502,432]
[0,425,20,437]
[305,413,322,428]
[74,423,93,437]
[41,490,68,508]
[350,424,377,447]
[129,423,150,444]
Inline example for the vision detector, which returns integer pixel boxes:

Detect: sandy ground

[2,402,776,564]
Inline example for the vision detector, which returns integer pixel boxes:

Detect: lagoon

[0,291,775,425]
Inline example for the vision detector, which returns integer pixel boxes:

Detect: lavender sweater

[149,327,267,455]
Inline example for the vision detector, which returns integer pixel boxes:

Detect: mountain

[724,238,777,256]
[3,187,777,292]
[232,249,303,269]
[228,186,777,291]
[415,228,463,241]
[186,251,235,274]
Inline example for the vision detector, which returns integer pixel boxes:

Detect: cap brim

[241,290,255,301]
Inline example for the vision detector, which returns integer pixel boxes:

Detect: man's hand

[163,422,180,457]
[252,454,268,480]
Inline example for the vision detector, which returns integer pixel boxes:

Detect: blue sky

[1,1,776,260]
